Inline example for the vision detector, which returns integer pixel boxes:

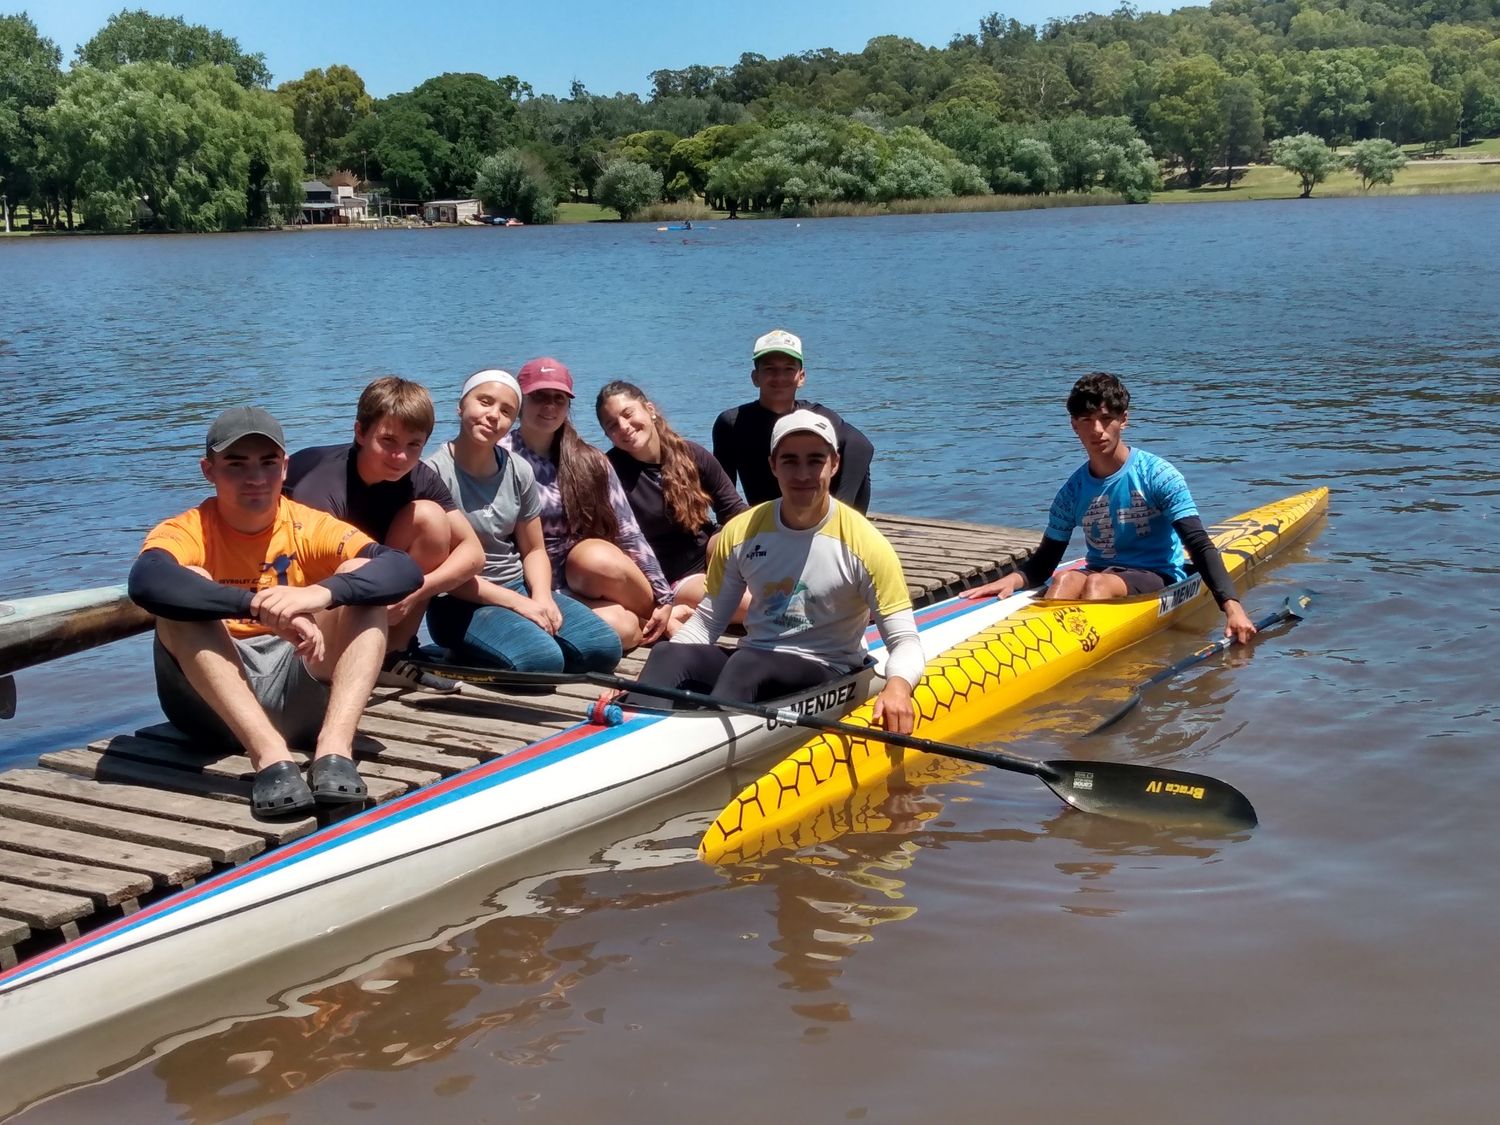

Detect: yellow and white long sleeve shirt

[674,500,925,687]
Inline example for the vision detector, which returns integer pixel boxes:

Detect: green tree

[342,102,449,202]
[76,9,270,88]
[1293,52,1370,144]
[475,147,556,223]
[614,129,680,180]
[1345,138,1406,191]
[596,159,663,219]
[276,65,373,175]
[1219,77,1263,188]
[1148,55,1228,187]
[0,13,62,231]
[41,62,302,231]
[1374,64,1459,145]
[1270,132,1338,198]
[1457,62,1500,143]
[400,72,530,197]
[669,122,761,201]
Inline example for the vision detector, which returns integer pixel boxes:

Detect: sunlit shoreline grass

[10,155,1499,236]
[1155,159,1500,203]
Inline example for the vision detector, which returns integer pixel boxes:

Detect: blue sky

[21,0,1169,99]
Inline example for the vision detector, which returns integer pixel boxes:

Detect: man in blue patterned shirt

[963,372,1256,644]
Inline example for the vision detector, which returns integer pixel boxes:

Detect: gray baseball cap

[205,406,286,455]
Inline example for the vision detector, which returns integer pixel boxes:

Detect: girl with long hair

[422,369,622,673]
[595,380,747,634]
[501,358,672,649]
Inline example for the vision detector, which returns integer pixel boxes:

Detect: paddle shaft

[431,661,1091,784]
[421,660,1257,828]
[1085,593,1310,736]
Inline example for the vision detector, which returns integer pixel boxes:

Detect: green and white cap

[753,328,803,363]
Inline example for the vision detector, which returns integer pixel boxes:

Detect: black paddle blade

[1039,760,1258,830]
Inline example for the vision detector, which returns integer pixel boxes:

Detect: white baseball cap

[770,409,837,453]
[753,328,803,363]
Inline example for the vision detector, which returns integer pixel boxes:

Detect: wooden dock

[0,514,1034,969]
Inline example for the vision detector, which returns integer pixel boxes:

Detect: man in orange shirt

[128,407,423,816]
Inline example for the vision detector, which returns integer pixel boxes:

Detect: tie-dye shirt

[501,431,671,604]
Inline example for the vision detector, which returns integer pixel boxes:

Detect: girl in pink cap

[501,357,673,649]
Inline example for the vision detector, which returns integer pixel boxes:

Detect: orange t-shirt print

[141,497,375,638]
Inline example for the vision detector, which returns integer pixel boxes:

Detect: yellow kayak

[701,487,1329,863]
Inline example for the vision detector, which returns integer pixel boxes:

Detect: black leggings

[631,643,833,706]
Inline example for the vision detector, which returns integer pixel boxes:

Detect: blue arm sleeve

[128,549,255,620]
[318,543,424,607]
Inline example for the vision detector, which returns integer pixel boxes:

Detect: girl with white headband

[421,369,622,674]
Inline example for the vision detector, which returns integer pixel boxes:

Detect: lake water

[3,197,1498,1122]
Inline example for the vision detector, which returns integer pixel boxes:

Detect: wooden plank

[110,731,408,803]
[0,586,153,679]
[891,542,1018,567]
[876,519,1038,540]
[0,819,210,885]
[0,878,94,929]
[885,529,1022,554]
[364,697,571,742]
[35,749,316,844]
[0,791,263,865]
[0,768,308,843]
[0,846,151,908]
[354,714,521,762]
[0,914,30,967]
[139,721,438,787]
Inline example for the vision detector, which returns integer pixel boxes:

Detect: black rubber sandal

[252,760,315,817]
[309,755,368,804]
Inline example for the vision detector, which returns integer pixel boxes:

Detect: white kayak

[0,585,1035,1060]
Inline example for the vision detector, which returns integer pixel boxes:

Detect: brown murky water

[4,198,1497,1121]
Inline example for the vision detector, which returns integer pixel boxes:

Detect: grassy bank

[1156,158,1500,203]
[11,153,1499,237]
[554,202,617,223]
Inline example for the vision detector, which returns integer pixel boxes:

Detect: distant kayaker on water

[422,369,623,675]
[596,379,748,636]
[284,376,485,692]
[127,407,423,817]
[962,372,1257,644]
[711,328,875,512]
[501,357,674,650]
[632,409,922,733]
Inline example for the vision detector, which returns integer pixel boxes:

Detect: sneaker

[377,653,460,693]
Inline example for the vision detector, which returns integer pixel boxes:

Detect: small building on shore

[299,181,339,225]
[300,179,370,225]
[422,198,482,224]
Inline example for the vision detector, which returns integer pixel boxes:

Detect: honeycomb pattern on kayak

[707,612,1073,854]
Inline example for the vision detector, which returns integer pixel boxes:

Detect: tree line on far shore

[2,2,1499,232]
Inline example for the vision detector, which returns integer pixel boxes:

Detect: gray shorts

[154,632,329,750]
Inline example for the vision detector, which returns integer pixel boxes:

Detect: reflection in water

[18,756,1241,1122]
[138,816,722,1121]
[714,760,1241,997]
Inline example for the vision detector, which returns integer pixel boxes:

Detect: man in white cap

[633,409,920,733]
[128,406,424,817]
[711,328,875,512]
